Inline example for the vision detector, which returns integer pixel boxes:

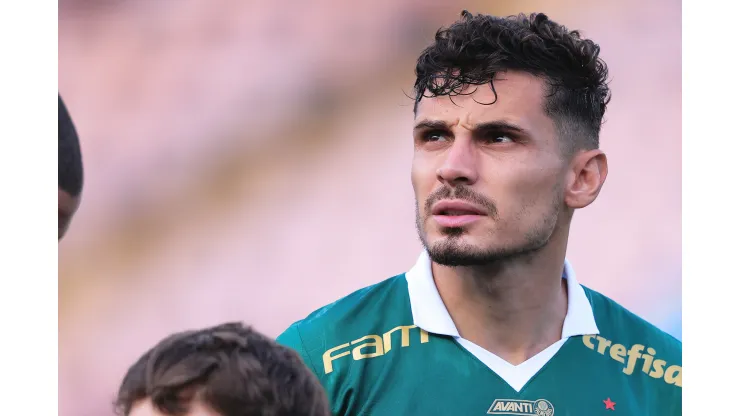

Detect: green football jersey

[277,253,682,415]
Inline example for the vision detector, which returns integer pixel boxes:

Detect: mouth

[431,200,487,216]
[430,200,486,228]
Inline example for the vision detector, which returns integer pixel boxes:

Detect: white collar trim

[405,250,599,339]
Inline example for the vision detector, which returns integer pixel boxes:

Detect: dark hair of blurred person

[58,94,83,240]
[115,322,330,416]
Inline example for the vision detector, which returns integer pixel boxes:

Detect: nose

[436,138,479,186]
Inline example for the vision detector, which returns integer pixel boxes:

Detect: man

[115,322,330,416]
[59,94,83,240]
[277,11,681,415]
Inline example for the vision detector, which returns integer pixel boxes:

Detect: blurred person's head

[58,94,83,240]
[411,11,611,266]
[115,322,330,416]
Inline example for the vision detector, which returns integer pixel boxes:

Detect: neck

[432,240,569,365]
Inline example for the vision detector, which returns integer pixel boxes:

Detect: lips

[430,200,487,228]
[431,200,487,216]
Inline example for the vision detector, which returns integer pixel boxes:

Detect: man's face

[412,71,570,266]
[58,188,80,240]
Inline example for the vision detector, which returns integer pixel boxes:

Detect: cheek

[495,165,562,212]
[411,158,436,204]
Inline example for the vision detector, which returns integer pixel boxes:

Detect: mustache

[424,185,498,217]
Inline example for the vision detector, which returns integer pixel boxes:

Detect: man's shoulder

[288,273,408,330]
[583,285,681,360]
[277,273,410,352]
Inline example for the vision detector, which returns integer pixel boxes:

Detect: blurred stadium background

[58,0,680,415]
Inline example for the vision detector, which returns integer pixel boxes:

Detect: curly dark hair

[413,11,611,150]
[115,322,330,416]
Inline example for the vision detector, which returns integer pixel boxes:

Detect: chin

[423,233,544,267]
[430,226,489,245]
[426,244,494,266]
[423,234,491,266]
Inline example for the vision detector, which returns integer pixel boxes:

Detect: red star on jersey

[603,398,616,410]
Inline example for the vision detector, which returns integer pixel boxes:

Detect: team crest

[487,399,554,416]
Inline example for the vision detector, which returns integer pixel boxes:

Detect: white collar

[405,251,599,339]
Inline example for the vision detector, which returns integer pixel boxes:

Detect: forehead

[129,399,221,416]
[415,71,550,129]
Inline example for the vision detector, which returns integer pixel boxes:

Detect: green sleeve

[276,322,321,378]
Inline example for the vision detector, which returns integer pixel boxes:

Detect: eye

[483,132,514,144]
[422,130,449,143]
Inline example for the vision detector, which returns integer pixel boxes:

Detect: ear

[564,149,608,209]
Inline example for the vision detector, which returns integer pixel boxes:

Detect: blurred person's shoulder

[277,273,413,367]
[583,285,682,363]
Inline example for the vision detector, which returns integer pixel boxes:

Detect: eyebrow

[413,120,451,132]
[413,119,529,135]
